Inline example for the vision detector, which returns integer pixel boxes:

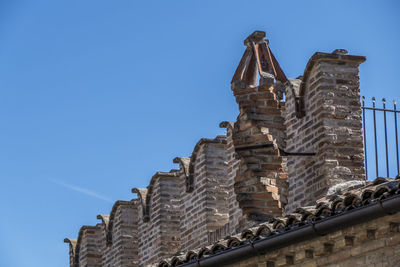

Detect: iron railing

[362,96,400,179]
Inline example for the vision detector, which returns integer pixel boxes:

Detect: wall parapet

[65,31,369,267]
[297,50,366,118]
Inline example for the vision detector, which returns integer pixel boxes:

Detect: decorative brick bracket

[231,31,288,90]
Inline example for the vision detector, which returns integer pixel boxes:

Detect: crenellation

[180,136,232,250]
[220,121,244,234]
[137,172,181,265]
[283,50,366,212]
[95,201,139,267]
[65,31,377,267]
[64,238,77,267]
[74,225,103,267]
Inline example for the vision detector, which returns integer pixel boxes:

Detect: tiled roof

[158,177,400,267]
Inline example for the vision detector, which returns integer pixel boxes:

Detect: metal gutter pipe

[180,194,400,267]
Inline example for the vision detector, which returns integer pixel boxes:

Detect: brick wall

[225,212,400,267]
[284,50,366,212]
[76,225,103,267]
[220,121,244,234]
[65,32,370,267]
[98,201,139,267]
[180,137,232,250]
[66,133,245,266]
[135,172,182,265]
[231,78,288,224]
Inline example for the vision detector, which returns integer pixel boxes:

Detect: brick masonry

[224,212,400,267]
[284,50,366,212]
[65,32,372,266]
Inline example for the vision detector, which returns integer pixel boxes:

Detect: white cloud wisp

[49,179,113,203]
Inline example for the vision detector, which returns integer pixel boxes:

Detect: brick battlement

[65,31,367,266]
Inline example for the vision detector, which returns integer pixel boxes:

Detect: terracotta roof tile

[157,177,400,267]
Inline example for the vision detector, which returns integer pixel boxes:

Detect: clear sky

[0,1,399,266]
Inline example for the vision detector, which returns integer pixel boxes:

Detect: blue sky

[0,1,399,266]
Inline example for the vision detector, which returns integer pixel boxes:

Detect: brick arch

[133,172,180,224]
[96,214,110,243]
[132,188,148,222]
[296,52,324,118]
[187,137,227,193]
[73,225,102,266]
[173,157,191,192]
[296,51,366,118]
[63,238,77,267]
[102,200,135,244]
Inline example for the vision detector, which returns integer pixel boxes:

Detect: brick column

[100,201,139,267]
[180,137,230,250]
[230,31,288,224]
[220,121,243,233]
[285,49,366,211]
[137,172,182,266]
[76,226,103,267]
[232,80,288,223]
